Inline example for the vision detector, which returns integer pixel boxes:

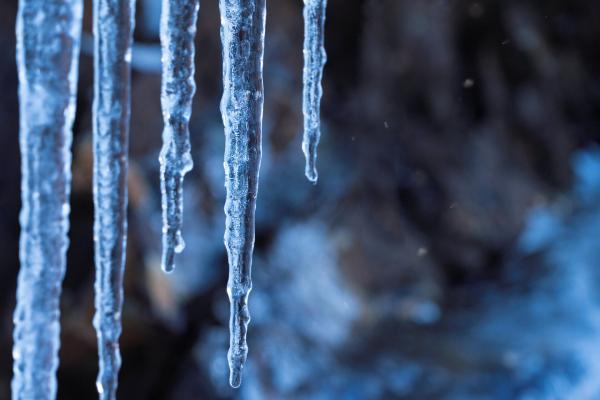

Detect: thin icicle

[159,0,200,273]
[92,0,135,398]
[301,0,327,183]
[219,0,266,388]
[12,1,83,399]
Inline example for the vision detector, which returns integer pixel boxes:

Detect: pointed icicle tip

[228,345,246,388]
[305,164,318,184]
[161,229,185,273]
[302,140,319,184]
[161,247,175,274]
[229,366,242,389]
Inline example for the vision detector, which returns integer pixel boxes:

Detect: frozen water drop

[175,231,185,253]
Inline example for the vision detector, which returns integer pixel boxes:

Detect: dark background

[2,0,600,399]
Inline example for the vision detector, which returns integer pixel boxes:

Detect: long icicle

[159,0,200,273]
[219,0,266,388]
[301,0,327,183]
[92,0,135,398]
[12,1,83,398]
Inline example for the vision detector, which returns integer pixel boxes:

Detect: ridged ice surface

[92,0,135,398]
[301,0,327,183]
[159,0,200,273]
[219,0,266,388]
[12,1,82,399]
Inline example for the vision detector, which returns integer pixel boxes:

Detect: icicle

[219,0,266,388]
[159,0,200,273]
[92,0,135,398]
[301,0,327,183]
[12,1,83,399]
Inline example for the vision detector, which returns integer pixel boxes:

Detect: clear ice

[12,1,83,399]
[219,0,266,388]
[159,0,200,273]
[301,0,327,183]
[92,0,136,398]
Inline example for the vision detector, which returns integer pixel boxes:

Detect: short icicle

[12,1,83,398]
[92,0,136,398]
[159,0,200,273]
[301,0,328,183]
[219,0,266,388]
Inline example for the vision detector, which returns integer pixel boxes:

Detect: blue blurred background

[2,0,600,398]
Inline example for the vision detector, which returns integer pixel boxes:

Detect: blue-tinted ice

[159,0,200,273]
[92,0,136,398]
[302,0,327,183]
[218,0,266,388]
[12,1,83,398]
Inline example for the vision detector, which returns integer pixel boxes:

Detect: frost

[12,1,83,398]
[159,0,200,273]
[218,0,266,388]
[302,0,328,183]
[92,0,136,398]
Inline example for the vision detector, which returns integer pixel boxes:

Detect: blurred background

[2,0,600,398]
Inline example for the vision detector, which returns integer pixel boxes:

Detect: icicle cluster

[92,0,135,398]
[12,1,83,399]
[159,0,200,273]
[302,0,328,183]
[12,0,330,393]
[219,0,266,388]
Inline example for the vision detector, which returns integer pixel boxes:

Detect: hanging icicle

[11,0,336,392]
[219,0,266,388]
[301,0,327,183]
[159,0,200,273]
[12,1,83,399]
[92,0,135,398]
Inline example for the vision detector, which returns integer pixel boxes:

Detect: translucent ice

[12,1,83,398]
[218,0,266,388]
[92,0,136,398]
[301,0,327,183]
[159,0,200,273]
